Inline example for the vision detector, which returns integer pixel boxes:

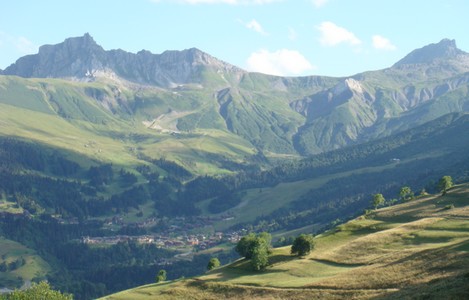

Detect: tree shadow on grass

[309,258,365,268]
[269,254,296,266]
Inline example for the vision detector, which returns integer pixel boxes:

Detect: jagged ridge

[1,33,243,88]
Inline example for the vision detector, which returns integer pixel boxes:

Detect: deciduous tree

[250,238,269,271]
[207,257,220,270]
[438,176,453,195]
[235,232,272,271]
[156,269,167,283]
[291,234,315,256]
[372,193,385,210]
[399,186,414,201]
[235,232,257,259]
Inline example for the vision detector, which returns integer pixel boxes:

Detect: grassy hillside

[208,113,469,232]
[0,237,51,288]
[102,183,469,299]
[0,76,258,174]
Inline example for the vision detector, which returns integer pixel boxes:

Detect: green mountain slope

[3,35,469,157]
[0,237,50,289]
[102,183,469,300]
[0,75,259,174]
[210,112,469,231]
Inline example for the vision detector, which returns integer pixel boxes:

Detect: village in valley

[1,203,245,261]
[80,214,245,262]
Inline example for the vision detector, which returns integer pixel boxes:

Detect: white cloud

[0,32,36,54]
[317,21,361,47]
[372,35,396,51]
[16,36,36,54]
[312,0,329,8]
[246,49,315,76]
[245,19,268,35]
[151,0,280,4]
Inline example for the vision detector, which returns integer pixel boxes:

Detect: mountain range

[2,34,469,160]
[2,34,469,299]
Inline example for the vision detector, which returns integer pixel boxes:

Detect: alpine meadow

[0,32,469,299]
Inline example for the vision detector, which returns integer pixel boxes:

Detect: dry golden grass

[101,184,469,300]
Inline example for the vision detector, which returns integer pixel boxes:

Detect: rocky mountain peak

[37,33,101,54]
[393,39,467,66]
[2,33,107,79]
[1,34,242,87]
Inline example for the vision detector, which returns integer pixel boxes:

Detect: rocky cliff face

[1,33,244,88]
[2,33,107,79]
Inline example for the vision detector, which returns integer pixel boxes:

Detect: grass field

[0,101,254,175]
[0,237,51,289]
[0,198,23,215]
[101,183,469,299]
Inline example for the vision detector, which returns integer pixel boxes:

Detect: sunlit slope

[0,237,51,289]
[0,76,256,173]
[208,112,469,231]
[102,184,469,299]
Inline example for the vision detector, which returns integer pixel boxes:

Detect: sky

[1,0,468,77]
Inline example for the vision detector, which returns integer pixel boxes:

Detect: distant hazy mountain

[394,38,468,66]
[291,39,469,154]
[1,33,244,88]
[2,34,469,157]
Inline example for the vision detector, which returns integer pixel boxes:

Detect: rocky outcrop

[290,78,374,119]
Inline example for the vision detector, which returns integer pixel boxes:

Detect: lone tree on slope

[372,193,385,210]
[399,186,414,202]
[250,238,270,271]
[207,257,221,271]
[235,232,272,271]
[156,269,167,283]
[291,234,315,257]
[438,176,453,195]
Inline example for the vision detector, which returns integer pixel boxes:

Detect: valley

[1,34,469,299]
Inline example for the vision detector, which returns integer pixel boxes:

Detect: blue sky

[1,0,468,77]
